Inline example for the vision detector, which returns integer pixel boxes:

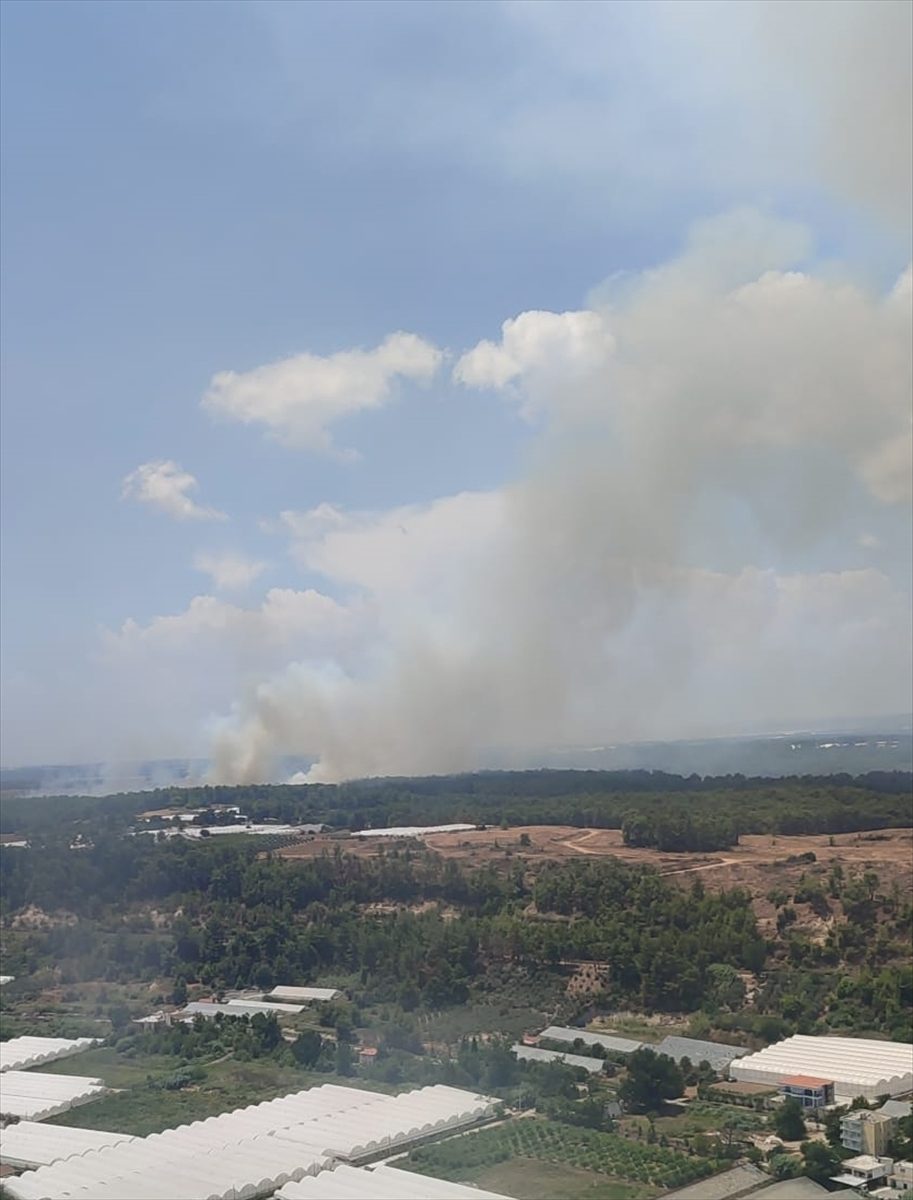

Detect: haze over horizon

[2,0,911,782]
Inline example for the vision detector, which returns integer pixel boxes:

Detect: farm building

[2,1083,500,1200]
[729,1035,913,1101]
[0,1037,101,1073]
[654,1036,751,1073]
[0,975,14,985]
[512,1044,604,1073]
[275,1163,512,1198]
[0,1071,107,1121]
[0,1123,136,1170]
[268,986,342,1003]
[538,1026,643,1056]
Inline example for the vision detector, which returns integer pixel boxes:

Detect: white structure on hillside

[730,1035,913,1101]
[351,824,475,839]
[268,986,342,1003]
[512,1044,604,1073]
[0,1123,136,1170]
[276,1163,512,1199]
[3,1083,500,1200]
[0,1036,101,1073]
[0,1071,107,1121]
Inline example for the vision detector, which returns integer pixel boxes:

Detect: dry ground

[277,825,912,927]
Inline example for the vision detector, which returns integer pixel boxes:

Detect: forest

[2,813,910,1040]
[1,768,910,838]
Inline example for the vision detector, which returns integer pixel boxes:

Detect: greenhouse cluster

[0,1123,136,1171]
[3,1083,500,1200]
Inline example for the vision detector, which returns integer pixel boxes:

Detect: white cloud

[202,332,443,455]
[454,310,613,417]
[121,460,226,522]
[193,551,268,592]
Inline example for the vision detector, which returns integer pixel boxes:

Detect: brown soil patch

[277,824,912,915]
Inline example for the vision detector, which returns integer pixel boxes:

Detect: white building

[891,1161,913,1193]
[729,1035,913,1101]
[269,986,342,1003]
[831,1154,893,1190]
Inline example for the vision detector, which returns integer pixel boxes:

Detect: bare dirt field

[279,824,912,899]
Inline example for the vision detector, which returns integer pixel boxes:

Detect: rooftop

[781,1075,833,1087]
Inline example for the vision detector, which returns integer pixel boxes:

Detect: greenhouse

[0,1123,136,1170]
[2,1083,499,1200]
[730,1035,913,1100]
[276,1163,513,1199]
[267,986,341,1002]
[512,1044,605,1072]
[0,1036,101,1074]
[0,1071,107,1121]
[538,1026,643,1056]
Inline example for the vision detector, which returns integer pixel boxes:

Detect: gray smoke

[210,211,912,783]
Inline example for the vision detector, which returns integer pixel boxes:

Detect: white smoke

[207,212,912,783]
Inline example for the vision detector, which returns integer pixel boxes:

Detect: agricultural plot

[403,1118,719,1190]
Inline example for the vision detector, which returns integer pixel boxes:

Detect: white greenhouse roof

[268,986,341,1002]
[0,1122,136,1170]
[0,1036,102,1073]
[540,1026,643,1055]
[0,1071,107,1122]
[512,1044,604,1073]
[0,974,14,985]
[276,1163,513,1199]
[2,1083,500,1200]
[351,824,475,838]
[224,998,305,1015]
[730,1035,913,1100]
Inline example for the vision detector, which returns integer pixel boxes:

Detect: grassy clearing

[43,1058,391,1136]
[38,1045,181,1089]
[588,1016,690,1045]
[409,1159,659,1200]
[403,1118,718,1190]
[418,1004,548,1044]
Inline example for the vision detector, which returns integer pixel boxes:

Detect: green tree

[800,1139,841,1183]
[773,1097,807,1141]
[292,1029,323,1068]
[335,1040,354,1076]
[618,1048,684,1113]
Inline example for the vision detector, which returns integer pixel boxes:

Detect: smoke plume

[209,212,912,782]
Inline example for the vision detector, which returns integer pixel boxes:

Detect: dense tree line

[622,810,740,852]
[2,769,909,838]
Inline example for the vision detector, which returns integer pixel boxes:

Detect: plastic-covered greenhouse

[276,1163,512,1199]
[0,1037,101,1074]
[730,1035,913,1101]
[3,1083,500,1200]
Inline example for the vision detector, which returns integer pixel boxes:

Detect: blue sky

[1,0,910,774]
